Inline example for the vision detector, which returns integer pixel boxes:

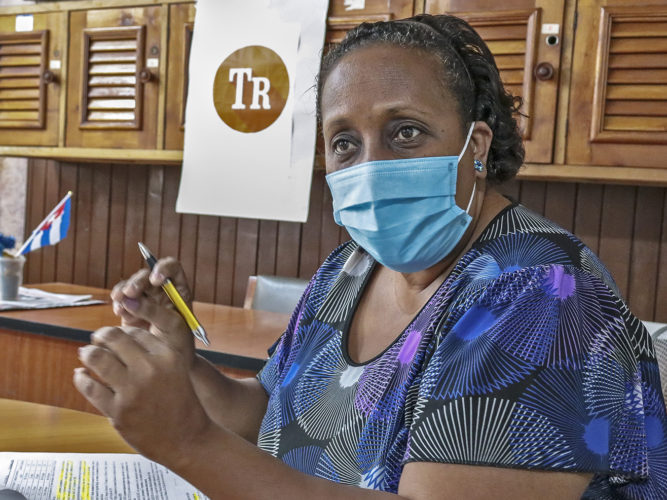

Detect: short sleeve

[404,264,667,488]
[256,279,313,396]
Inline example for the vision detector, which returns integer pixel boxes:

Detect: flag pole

[14,191,73,257]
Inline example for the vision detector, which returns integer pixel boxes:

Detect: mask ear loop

[459,121,477,215]
[458,121,476,162]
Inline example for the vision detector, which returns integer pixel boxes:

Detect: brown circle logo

[213,45,290,133]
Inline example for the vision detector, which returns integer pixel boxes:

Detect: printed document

[0,453,208,500]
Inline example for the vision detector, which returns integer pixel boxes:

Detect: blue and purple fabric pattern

[257,203,667,498]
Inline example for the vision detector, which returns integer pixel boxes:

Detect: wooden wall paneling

[122,165,148,278]
[275,221,301,277]
[655,194,667,322]
[158,165,181,259]
[299,171,325,279]
[86,164,111,288]
[543,182,576,232]
[55,162,78,283]
[143,165,165,256]
[627,186,664,320]
[518,180,547,215]
[215,217,237,305]
[319,177,339,264]
[105,163,128,287]
[24,160,46,283]
[597,185,636,300]
[232,219,259,306]
[73,164,93,285]
[256,220,278,276]
[177,213,198,290]
[573,183,604,255]
[193,215,219,303]
[40,163,61,283]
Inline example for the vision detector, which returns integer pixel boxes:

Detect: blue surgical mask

[326,122,477,273]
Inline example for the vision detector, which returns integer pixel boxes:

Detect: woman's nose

[357,138,394,164]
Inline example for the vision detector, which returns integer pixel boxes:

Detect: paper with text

[0,453,208,500]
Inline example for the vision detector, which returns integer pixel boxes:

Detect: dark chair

[243,275,309,315]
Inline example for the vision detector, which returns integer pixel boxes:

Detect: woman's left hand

[74,325,212,468]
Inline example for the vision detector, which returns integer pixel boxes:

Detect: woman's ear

[471,121,493,173]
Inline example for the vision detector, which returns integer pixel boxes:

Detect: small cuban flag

[16,191,72,256]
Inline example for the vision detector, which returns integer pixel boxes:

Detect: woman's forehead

[320,44,457,126]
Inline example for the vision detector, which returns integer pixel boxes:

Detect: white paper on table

[0,287,104,311]
[0,452,208,500]
[176,0,329,223]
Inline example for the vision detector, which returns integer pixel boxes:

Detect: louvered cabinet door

[0,13,63,146]
[567,0,667,169]
[426,0,565,164]
[66,7,161,149]
[164,3,194,151]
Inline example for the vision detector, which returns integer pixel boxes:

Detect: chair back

[244,275,309,315]
[650,324,667,406]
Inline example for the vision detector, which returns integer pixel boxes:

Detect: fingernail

[151,270,165,284]
[123,297,140,311]
[78,346,84,358]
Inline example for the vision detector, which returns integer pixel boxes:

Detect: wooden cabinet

[425,0,565,165]
[425,0,667,184]
[65,6,162,149]
[164,3,194,151]
[566,0,667,170]
[0,11,63,147]
[326,0,416,43]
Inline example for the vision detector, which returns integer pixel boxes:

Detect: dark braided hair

[316,14,525,185]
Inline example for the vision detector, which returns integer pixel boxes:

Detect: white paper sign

[541,23,560,35]
[345,0,366,10]
[49,60,61,70]
[177,0,329,222]
[15,14,33,32]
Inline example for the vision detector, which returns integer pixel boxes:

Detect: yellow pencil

[137,242,210,346]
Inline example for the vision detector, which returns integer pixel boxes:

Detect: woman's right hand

[110,257,197,366]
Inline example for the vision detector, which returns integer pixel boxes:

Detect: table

[0,397,134,453]
[0,283,290,413]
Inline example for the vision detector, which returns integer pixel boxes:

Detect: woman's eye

[395,126,421,142]
[332,138,354,155]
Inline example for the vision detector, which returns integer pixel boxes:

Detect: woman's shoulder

[458,202,621,297]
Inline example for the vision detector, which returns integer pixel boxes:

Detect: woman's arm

[188,355,268,443]
[173,424,592,500]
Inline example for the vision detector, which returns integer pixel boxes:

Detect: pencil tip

[137,242,150,259]
[196,326,210,346]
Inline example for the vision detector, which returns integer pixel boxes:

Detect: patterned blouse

[257,203,667,498]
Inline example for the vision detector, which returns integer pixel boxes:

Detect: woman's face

[321,43,468,175]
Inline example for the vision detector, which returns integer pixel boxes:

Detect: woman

[74,15,666,499]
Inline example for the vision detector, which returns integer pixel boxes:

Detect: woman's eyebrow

[322,117,351,135]
[383,105,432,118]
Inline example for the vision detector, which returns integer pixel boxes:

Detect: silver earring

[473,159,484,172]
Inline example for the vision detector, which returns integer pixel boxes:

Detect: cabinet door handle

[534,62,555,81]
[42,70,56,84]
[138,69,154,83]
